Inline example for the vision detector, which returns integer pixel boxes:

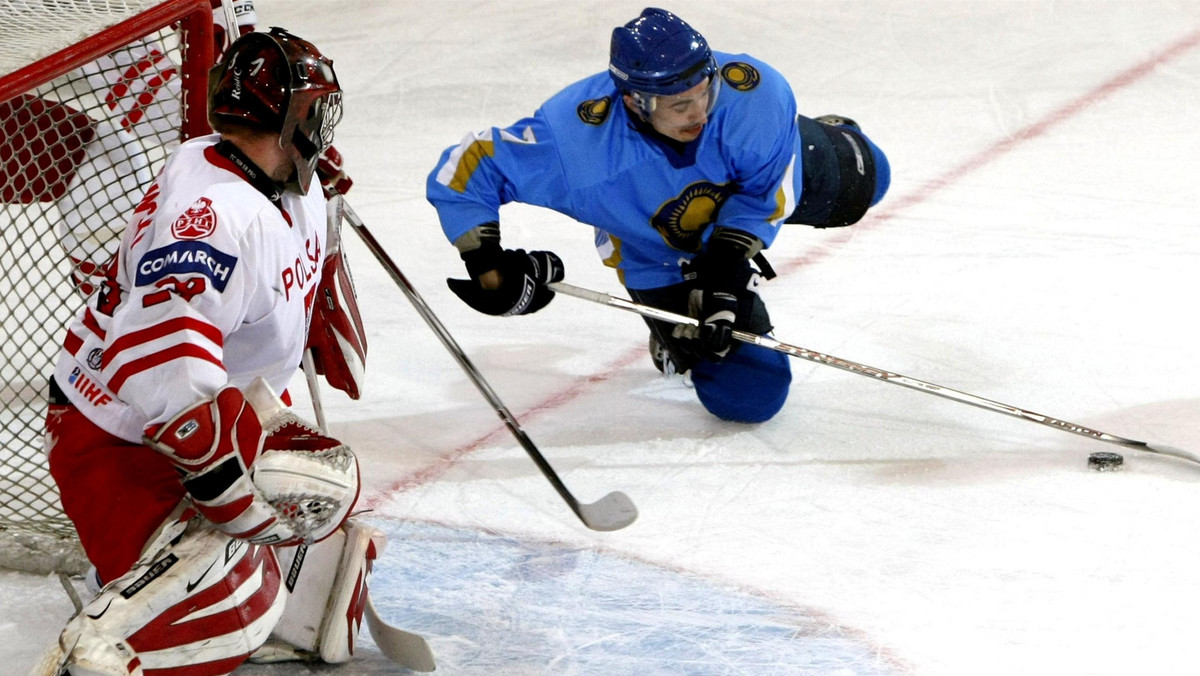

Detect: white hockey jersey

[54,134,327,443]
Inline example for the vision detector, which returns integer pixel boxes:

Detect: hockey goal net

[0,0,214,573]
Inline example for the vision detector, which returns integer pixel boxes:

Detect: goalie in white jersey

[39,28,378,676]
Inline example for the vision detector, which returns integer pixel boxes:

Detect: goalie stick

[301,350,328,432]
[337,200,637,532]
[300,352,437,672]
[548,281,1200,468]
[365,595,437,672]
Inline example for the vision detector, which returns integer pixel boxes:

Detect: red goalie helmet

[208,27,342,193]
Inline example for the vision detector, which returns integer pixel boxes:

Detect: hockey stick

[548,281,1200,467]
[301,350,328,432]
[365,595,437,672]
[338,201,637,531]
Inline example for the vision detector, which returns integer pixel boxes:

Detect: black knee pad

[787,114,878,228]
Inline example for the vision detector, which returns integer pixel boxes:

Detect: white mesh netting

[1,0,209,574]
[0,1,165,77]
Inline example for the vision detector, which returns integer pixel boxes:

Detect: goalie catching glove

[447,222,564,316]
[144,378,359,546]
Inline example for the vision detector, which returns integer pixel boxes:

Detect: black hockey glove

[671,228,761,360]
[447,236,564,316]
[675,286,738,359]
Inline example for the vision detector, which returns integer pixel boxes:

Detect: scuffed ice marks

[349,520,903,675]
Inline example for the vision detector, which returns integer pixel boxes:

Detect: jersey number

[142,276,207,307]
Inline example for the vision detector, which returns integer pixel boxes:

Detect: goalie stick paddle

[365,595,437,672]
[548,281,1200,468]
[337,200,637,532]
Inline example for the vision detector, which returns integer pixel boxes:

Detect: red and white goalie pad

[253,520,385,664]
[42,522,285,676]
[307,198,368,399]
[144,379,359,547]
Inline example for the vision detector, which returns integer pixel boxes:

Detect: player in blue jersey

[427,7,890,423]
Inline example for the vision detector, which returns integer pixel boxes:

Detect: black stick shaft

[339,204,636,530]
[549,281,1198,467]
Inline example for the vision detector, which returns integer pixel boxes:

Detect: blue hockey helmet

[608,8,717,97]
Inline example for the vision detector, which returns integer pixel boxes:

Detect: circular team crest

[86,348,104,370]
[721,62,761,91]
[577,97,612,125]
[652,182,734,252]
[171,196,217,240]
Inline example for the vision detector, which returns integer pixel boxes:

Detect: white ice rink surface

[7,1,1200,674]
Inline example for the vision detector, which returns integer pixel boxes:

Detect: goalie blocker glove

[447,222,565,316]
[144,379,359,547]
[307,226,368,399]
[317,144,354,198]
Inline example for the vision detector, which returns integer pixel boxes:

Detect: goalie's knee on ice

[50,615,139,676]
[692,345,791,423]
[53,524,285,676]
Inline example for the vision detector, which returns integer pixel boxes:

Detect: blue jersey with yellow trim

[428,52,800,290]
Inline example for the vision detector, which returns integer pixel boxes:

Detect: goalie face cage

[0,0,213,574]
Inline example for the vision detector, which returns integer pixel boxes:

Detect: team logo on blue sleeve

[652,181,735,252]
[135,241,238,291]
[577,97,612,125]
[721,62,760,91]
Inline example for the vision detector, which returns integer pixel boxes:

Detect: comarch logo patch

[136,241,238,291]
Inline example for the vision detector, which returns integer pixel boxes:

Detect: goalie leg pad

[259,520,385,664]
[53,522,285,676]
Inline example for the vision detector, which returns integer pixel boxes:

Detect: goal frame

[1,0,213,134]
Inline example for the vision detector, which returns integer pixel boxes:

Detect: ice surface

[8,1,1200,674]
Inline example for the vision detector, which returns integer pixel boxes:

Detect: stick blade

[365,595,437,672]
[1140,441,1200,466]
[577,491,638,531]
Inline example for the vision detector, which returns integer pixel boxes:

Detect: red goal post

[0,0,215,574]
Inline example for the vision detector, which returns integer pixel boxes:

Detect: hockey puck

[1087,451,1124,472]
